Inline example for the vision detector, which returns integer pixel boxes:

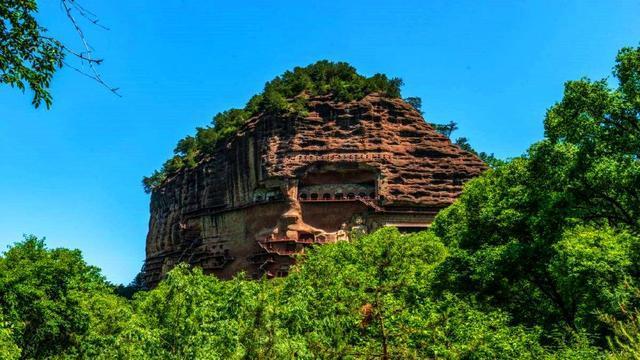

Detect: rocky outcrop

[144,94,486,286]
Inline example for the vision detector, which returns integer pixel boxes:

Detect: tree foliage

[431,45,640,348]
[1,0,116,109]
[0,235,113,358]
[404,96,423,113]
[454,137,505,168]
[605,287,640,360]
[0,0,64,108]
[1,230,575,359]
[0,313,20,360]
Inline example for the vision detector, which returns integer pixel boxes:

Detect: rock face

[144,94,486,286]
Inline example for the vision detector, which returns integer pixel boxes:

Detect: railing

[259,238,301,246]
[299,195,379,202]
[356,197,385,212]
[299,195,384,212]
[257,236,331,256]
[257,241,298,256]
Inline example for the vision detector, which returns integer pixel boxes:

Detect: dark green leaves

[0,230,568,358]
[0,235,111,359]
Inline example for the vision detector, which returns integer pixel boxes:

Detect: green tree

[606,301,640,359]
[0,229,605,358]
[550,226,636,334]
[429,120,459,138]
[432,150,639,340]
[122,265,307,359]
[404,96,423,113]
[62,289,139,359]
[278,227,551,359]
[542,46,640,233]
[432,45,640,344]
[114,270,147,299]
[0,235,113,358]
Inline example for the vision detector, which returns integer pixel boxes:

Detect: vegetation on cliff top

[142,60,404,193]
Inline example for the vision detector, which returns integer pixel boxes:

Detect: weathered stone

[143,94,486,286]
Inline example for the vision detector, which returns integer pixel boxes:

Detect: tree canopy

[431,45,640,347]
[0,230,596,359]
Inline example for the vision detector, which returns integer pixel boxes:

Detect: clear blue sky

[1,0,639,284]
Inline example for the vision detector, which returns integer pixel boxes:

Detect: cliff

[144,94,486,285]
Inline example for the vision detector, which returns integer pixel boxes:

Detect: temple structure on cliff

[143,94,486,286]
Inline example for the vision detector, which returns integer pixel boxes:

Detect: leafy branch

[0,0,118,109]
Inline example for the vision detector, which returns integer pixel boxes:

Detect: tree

[550,226,636,334]
[454,137,505,168]
[0,235,113,358]
[429,120,459,138]
[122,265,301,359]
[86,228,560,359]
[543,46,640,233]
[431,45,640,344]
[404,96,423,113]
[0,229,605,358]
[278,227,551,359]
[0,0,116,109]
[114,270,147,299]
[605,286,640,359]
[432,144,639,340]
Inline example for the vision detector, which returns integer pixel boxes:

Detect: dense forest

[1,46,639,359]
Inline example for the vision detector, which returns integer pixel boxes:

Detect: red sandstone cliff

[144,94,486,285]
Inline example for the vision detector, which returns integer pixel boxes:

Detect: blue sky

[1,0,639,284]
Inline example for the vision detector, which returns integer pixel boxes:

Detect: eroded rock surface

[144,94,486,286]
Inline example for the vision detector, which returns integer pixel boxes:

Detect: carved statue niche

[349,215,368,239]
[335,222,349,242]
